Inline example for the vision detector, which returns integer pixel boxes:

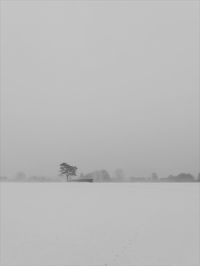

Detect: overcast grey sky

[0,0,199,178]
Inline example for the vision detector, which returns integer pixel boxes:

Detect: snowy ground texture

[0,183,199,266]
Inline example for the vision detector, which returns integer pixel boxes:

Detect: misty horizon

[1,167,199,183]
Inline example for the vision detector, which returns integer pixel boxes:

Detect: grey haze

[0,0,199,178]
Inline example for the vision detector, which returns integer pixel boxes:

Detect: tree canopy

[59,163,78,182]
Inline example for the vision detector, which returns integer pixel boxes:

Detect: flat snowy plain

[0,183,199,266]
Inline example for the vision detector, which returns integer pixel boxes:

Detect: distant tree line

[130,173,198,182]
[0,163,200,183]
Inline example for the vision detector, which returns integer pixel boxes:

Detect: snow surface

[0,183,199,266]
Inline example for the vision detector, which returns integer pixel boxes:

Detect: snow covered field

[0,183,199,266]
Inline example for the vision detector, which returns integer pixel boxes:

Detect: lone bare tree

[59,163,78,182]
